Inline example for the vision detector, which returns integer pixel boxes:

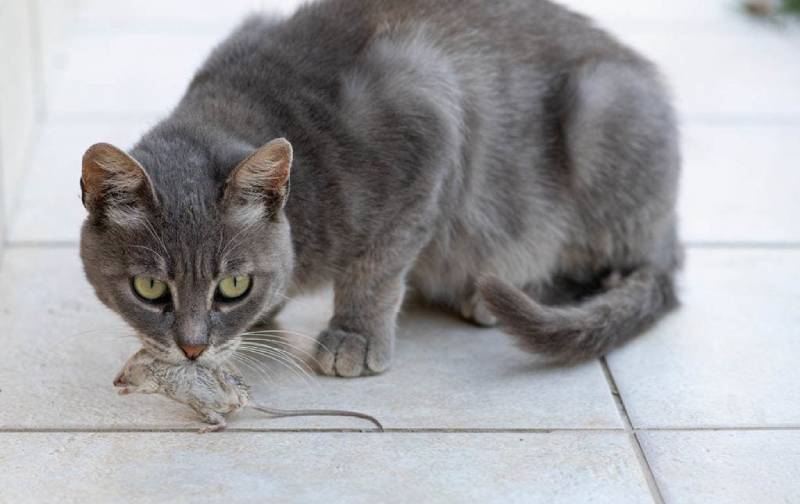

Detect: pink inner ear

[231,139,293,196]
[81,142,157,211]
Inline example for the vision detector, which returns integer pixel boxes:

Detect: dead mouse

[114,348,384,433]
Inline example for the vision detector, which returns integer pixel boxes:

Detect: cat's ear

[81,143,158,225]
[223,138,292,222]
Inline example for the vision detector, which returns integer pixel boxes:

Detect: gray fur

[80,0,681,376]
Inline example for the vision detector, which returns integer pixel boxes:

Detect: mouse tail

[250,404,384,431]
[479,268,677,364]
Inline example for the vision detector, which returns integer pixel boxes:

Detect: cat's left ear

[223,138,292,221]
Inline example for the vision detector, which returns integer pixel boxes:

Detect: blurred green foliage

[784,0,800,14]
[744,0,800,17]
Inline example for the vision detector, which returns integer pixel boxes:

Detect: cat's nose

[179,344,207,360]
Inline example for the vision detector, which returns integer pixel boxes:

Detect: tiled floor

[1,1,798,502]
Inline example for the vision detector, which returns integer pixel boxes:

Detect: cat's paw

[316,329,392,377]
[459,292,498,327]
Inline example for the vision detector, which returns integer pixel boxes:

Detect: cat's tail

[478,268,677,364]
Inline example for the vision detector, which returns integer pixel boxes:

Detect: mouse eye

[216,275,251,301]
[132,276,169,303]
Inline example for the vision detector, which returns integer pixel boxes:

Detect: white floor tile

[8,120,157,243]
[680,124,800,243]
[607,248,800,428]
[639,430,800,504]
[0,248,622,430]
[0,432,653,504]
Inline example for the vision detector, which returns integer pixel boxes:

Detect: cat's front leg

[316,261,407,377]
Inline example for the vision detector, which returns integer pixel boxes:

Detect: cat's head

[80,136,295,366]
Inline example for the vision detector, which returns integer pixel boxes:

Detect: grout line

[0,427,626,434]
[2,425,798,434]
[600,357,666,504]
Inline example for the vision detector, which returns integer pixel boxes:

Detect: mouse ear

[81,143,158,228]
[113,370,127,387]
[222,138,292,225]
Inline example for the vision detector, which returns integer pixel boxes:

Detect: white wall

[0,0,81,242]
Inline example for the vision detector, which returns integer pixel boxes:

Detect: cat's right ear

[81,143,158,225]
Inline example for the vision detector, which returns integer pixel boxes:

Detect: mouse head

[113,349,160,395]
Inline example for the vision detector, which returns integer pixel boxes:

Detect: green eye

[217,276,251,300]
[132,276,168,301]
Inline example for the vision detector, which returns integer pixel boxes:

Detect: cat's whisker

[237,337,322,367]
[230,352,275,385]
[67,326,134,338]
[237,342,319,375]
[215,339,241,354]
[239,338,321,366]
[139,337,169,351]
[130,244,167,264]
[229,354,268,385]
[219,218,262,260]
[142,216,171,259]
[240,330,329,353]
[240,329,318,342]
[274,292,295,303]
[240,337,328,357]
[239,333,317,346]
[237,346,315,384]
[238,351,308,382]
[237,349,303,385]
[237,342,315,376]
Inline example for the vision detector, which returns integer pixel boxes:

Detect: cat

[80,0,681,377]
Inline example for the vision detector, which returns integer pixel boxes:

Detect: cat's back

[217,0,624,69]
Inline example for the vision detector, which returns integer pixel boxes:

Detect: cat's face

[80,139,294,366]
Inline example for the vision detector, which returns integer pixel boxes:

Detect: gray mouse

[113,349,384,433]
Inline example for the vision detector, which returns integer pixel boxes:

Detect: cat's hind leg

[476,58,681,363]
[458,287,497,327]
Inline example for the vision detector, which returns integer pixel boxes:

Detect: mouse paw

[316,329,392,378]
[198,422,226,434]
[197,411,227,433]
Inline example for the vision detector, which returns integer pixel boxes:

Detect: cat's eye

[216,275,251,301]
[132,276,169,302]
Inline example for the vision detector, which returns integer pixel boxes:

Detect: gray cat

[80,0,680,377]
